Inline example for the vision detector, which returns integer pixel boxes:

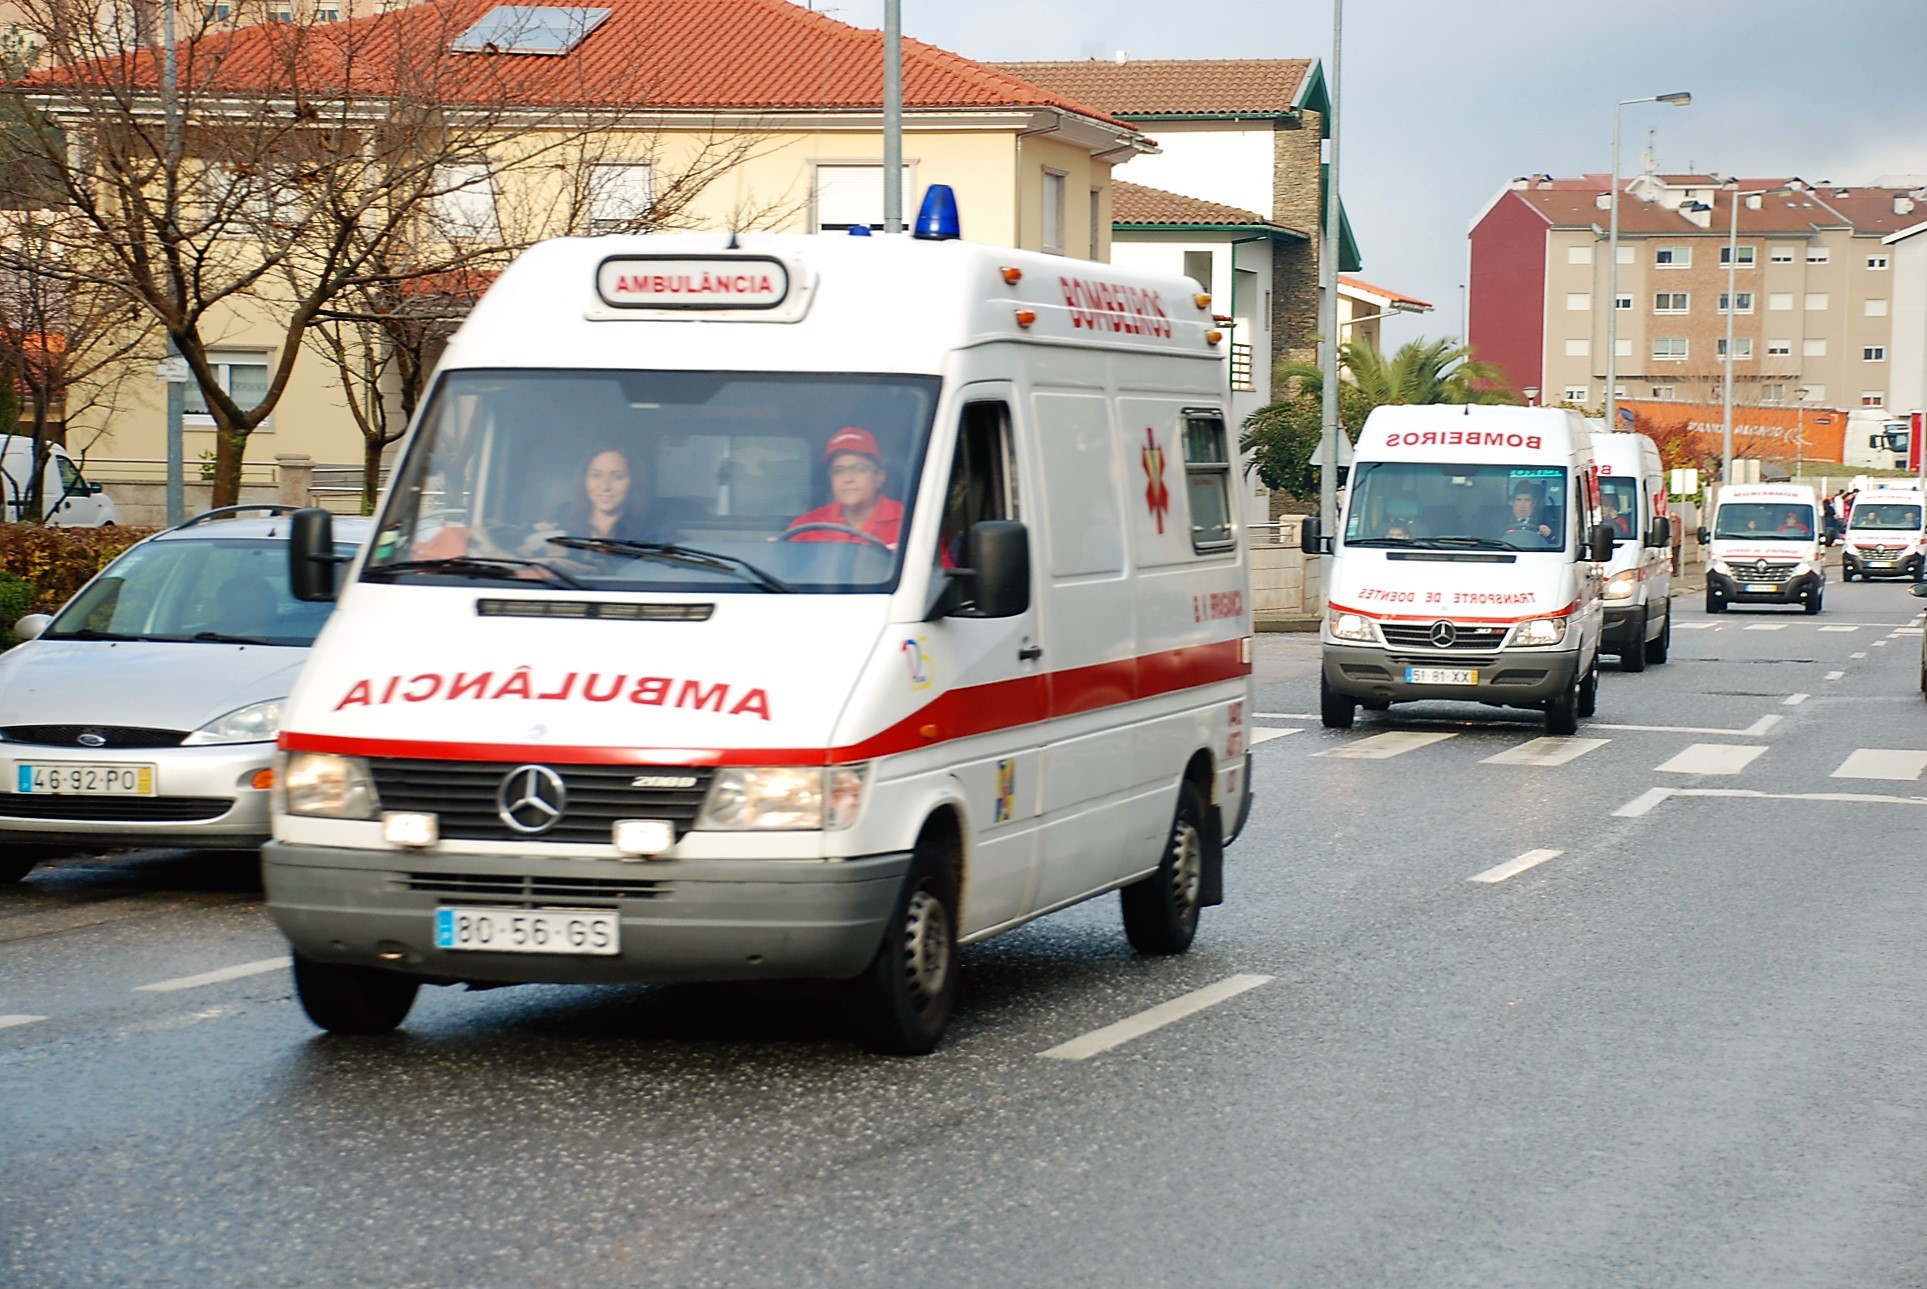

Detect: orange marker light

[1014,310,1037,328]
[920,724,940,739]
[1001,266,1023,284]
[250,767,276,790]
[1193,293,1212,310]
[1205,330,1224,345]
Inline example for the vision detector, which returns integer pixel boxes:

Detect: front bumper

[263,841,911,985]
[1323,643,1580,707]
[1842,551,1920,579]
[0,742,274,850]
[1706,569,1822,605]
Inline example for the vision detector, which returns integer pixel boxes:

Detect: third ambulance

[1840,485,1927,582]
[1701,483,1826,613]
[1306,405,1613,735]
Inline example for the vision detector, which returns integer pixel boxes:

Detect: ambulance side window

[940,402,1017,564]
[1182,411,1234,551]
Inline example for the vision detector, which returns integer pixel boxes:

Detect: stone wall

[1270,111,1324,371]
[1250,514,1324,622]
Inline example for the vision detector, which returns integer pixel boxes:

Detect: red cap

[823,427,880,463]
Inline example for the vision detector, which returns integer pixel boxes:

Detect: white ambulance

[1700,482,1826,613]
[1588,428,1673,670]
[1303,405,1612,735]
[264,203,1253,1054]
[1839,485,1927,582]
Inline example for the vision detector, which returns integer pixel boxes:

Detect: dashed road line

[134,957,291,994]
[1826,670,1846,681]
[1469,849,1562,884]
[1315,731,1457,760]
[1744,623,1789,632]
[1819,625,1861,633]
[1594,714,1781,738]
[1852,652,1869,659]
[1655,744,1769,776]
[1874,640,1890,648]
[1249,727,1300,746]
[1674,622,1718,631]
[1481,737,1609,767]
[1783,693,1810,705]
[0,1014,48,1031]
[1616,787,1927,818]
[1831,750,1927,781]
[1039,974,1274,1061]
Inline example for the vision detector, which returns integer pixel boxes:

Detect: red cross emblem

[1141,428,1170,534]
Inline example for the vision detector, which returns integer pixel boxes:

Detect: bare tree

[5,1,792,506]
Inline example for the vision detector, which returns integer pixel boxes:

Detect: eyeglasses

[829,462,879,479]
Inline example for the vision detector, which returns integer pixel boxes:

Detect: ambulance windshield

[1343,461,1570,552]
[1714,502,1814,541]
[1847,503,1922,531]
[364,369,940,594]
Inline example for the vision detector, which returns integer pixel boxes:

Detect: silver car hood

[0,639,308,731]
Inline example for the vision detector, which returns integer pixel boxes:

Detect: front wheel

[1805,588,1824,615]
[1620,605,1648,673]
[1320,674,1357,730]
[1842,567,1855,583]
[847,845,959,1056]
[1645,607,1671,665]
[1545,663,1581,736]
[1705,590,1726,614]
[1577,650,1599,718]
[1121,780,1207,955]
[292,954,420,1035]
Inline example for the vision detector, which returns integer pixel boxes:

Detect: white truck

[0,437,117,526]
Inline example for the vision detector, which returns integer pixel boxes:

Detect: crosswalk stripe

[1674,622,1717,630]
[1655,744,1769,776]
[1819,625,1860,632]
[0,1014,47,1031]
[1249,727,1300,746]
[1831,749,1927,781]
[1744,623,1789,631]
[1896,628,1925,636]
[1315,731,1457,760]
[1825,670,1846,680]
[1481,737,1609,767]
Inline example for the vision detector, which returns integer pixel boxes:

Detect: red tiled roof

[1498,175,1926,237]
[1111,180,1305,234]
[1338,274,1431,310]
[26,0,1129,125]
[992,58,1312,116]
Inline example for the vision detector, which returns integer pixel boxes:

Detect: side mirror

[1696,526,1710,546]
[1299,515,1323,555]
[1647,516,1671,549]
[289,507,340,602]
[86,480,104,495]
[1588,523,1615,563]
[13,613,51,641]
[951,520,1030,619]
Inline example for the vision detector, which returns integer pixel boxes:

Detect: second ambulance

[1307,405,1613,735]
[1701,483,1826,613]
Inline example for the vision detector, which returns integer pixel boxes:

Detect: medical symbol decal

[902,636,933,691]
[1141,428,1171,534]
[994,758,1016,824]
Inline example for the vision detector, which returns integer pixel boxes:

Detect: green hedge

[0,523,157,621]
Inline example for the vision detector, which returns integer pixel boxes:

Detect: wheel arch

[1183,747,1227,908]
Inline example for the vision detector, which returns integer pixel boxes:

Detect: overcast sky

[833,0,1927,352]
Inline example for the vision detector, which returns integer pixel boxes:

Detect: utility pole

[883,0,902,233]
[1317,0,1344,539]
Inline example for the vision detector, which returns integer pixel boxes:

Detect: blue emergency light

[847,224,873,236]
[914,185,961,241]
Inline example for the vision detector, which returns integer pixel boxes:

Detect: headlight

[182,699,282,746]
[282,751,380,818]
[1709,559,1730,575]
[1328,611,1376,643]
[1790,561,1813,576]
[695,765,868,831]
[1511,616,1568,647]
[1603,570,1639,600]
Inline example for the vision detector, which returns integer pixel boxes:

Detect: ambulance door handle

[1018,642,1043,662]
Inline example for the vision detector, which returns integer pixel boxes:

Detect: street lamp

[1604,90,1691,437]
[1721,185,1792,484]
[1523,385,1540,406]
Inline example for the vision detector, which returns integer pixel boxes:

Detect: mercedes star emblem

[496,764,567,835]
[1428,620,1458,648]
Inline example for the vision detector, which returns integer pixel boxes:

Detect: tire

[1645,606,1670,665]
[1620,604,1648,672]
[1705,590,1725,614]
[1842,567,1855,583]
[1805,588,1823,615]
[1121,779,1207,956]
[1920,660,1927,699]
[0,844,68,884]
[1320,674,1357,730]
[1545,662,1581,736]
[1577,649,1599,718]
[292,953,421,1035]
[847,842,959,1056]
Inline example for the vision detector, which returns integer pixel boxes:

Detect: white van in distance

[1840,486,1927,582]
[264,199,1253,1053]
[1303,405,1613,735]
[1588,429,1673,670]
[1700,483,1826,613]
[0,437,117,526]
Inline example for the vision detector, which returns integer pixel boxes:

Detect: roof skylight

[450,6,611,55]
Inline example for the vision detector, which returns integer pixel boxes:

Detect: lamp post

[882,0,901,233]
[1605,91,1691,437]
[1720,185,1791,484]
[1317,0,1345,541]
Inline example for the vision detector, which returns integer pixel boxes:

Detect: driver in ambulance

[787,426,904,548]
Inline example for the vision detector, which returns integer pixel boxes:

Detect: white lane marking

[1852,652,1869,659]
[1255,712,1318,720]
[1819,625,1861,633]
[1613,788,1673,818]
[1314,731,1458,760]
[1674,622,1717,630]
[1656,744,1770,776]
[1831,749,1927,781]
[1896,628,1925,636]
[1039,974,1274,1061]
[1469,849,1563,884]
[120,1005,240,1036]
[1481,737,1609,767]
[1592,714,1780,738]
[1248,727,1300,746]
[1745,715,1784,737]
[1784,693,1810,706]
[134,956,291,994]
[1874,640,1890,648]
[0,1014,48,1031]
[1826,670,1846,681]
[1744,623,1789,631]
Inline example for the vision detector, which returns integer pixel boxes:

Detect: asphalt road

[5,575,1927,1287]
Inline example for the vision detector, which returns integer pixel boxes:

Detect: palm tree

[1278,336,1520,405]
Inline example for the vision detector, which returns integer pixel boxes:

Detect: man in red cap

[786,427,903,548]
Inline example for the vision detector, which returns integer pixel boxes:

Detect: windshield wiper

[544,537,796,593]
[1409,536,1521,551]
[187,631,275,645]
[45,627,141,642]
[1345,537,1415,548]
[364,556,587,590]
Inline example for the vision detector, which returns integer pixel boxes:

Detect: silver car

[0,507,367,882]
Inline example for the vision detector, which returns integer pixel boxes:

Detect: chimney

[1682,201,1712,229]
[1746,193,1765,210]
[1509,177,1529,190]
[1897,196,1917,216]
[1114,50,1129,64]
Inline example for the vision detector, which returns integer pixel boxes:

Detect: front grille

[1858,545,1906,560]
[1736,561,1800,580]
[0,795,229,822]
[1389,654,1499,669]
[368,759,715,845]
[1380,622,1509,651]
[400,871,671,905]
[1,725,188,748]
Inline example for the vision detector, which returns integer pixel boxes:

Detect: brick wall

[1269,111,1324,371]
